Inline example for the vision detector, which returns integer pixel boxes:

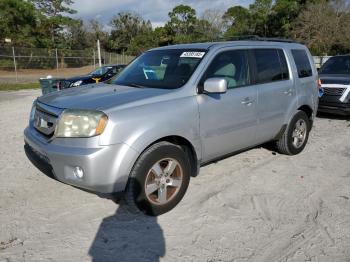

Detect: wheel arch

[142,135,199,178]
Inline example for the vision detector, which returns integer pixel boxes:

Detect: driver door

[197,49,258,162]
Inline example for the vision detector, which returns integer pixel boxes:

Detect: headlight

[55,110,108,138]
[29,100,36,123]
[71,80,83,87]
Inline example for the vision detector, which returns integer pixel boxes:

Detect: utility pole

[97,39,102,67]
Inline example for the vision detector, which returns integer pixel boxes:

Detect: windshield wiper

[126,83,147,88]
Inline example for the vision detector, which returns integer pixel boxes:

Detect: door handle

[241,97,254,106]
[284,89,294,95]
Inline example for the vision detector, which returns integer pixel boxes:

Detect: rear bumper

[24,126,139,193]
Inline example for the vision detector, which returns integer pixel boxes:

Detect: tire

[124,141,191,216]
[276,111,310,155]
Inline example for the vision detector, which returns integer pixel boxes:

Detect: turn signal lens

[317,78,322,89]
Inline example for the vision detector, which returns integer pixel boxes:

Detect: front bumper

[24,126,139,193]
[318,104,350,115]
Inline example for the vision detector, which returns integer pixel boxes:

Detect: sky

[71,0,252,28]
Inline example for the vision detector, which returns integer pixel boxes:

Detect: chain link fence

[0,46,134,83]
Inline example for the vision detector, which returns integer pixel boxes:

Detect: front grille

[34,103,60,137]
[323,87,346,96]
[59,80,72,89]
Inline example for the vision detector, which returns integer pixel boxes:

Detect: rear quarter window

[291,49,313,78]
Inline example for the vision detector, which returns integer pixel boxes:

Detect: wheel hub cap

[144,158,183,205]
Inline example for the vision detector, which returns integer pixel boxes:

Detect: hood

[66,75,93,82]
[38,84,174,110]
[320,74,350,85]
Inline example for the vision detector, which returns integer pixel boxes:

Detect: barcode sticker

[180,52,205,58]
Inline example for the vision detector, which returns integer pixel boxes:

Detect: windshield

[111,49,206,89]
[89,66,112,76]
[319,56,350,74]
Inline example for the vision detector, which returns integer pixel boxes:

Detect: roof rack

[224,35,298,43]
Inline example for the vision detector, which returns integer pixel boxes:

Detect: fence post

[12,47,18,82]
[93,49,96,69]
[55,48,59,74]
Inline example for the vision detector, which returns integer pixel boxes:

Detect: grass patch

[0,82,40,91]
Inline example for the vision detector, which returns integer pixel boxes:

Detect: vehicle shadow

[317,112,350,121]
[88,200,166,262]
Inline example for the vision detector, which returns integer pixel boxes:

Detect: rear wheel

[276,111,310,155]
[124,141,191,216]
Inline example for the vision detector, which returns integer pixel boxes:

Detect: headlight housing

[55,109,108,138]
[71,80,83,87]
[29,100,36,123]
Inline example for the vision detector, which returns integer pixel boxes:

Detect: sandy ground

[0,89,349,262]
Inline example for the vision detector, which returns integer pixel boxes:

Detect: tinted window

[291,49,313,78]
[112,49,205,89]
[253,49,289,84]
[319,56,350,74]
[202,50,250,89]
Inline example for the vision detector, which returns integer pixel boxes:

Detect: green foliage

[223,6,252,38]
[0,82,39,91]
[1,1,350,57]
[109,12,153,52]
[0,0,38,47]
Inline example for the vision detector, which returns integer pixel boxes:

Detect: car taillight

[317,78,322,89]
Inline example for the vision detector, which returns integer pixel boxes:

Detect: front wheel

[124,141,191,216]
[276,111,311,155]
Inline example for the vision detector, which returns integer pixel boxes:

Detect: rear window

[291,49,313,78]
[253,49,289,84]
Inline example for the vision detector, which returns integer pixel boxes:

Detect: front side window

[253,49,289,84]
[319,56,350,75]
[291,49,313,78]
[201,50,250,89]
[112,49,206,89]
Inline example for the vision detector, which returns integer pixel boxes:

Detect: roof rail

[225,35,298,43]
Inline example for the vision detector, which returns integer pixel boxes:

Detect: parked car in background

[318,55,350,115]
[39,64,126,95]
[60,64,126,89]
[24,39,318,216]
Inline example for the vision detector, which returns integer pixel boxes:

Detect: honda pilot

[24,40,318,216]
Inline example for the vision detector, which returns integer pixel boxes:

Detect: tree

[0,0,38,47]
[197,9,225,41]
[109,12,152,53]
[292,0,350,55]
[165,5,197,43]
[66,19,89,50]
[223,6,252,38]
[31,0,77,48]
[249,0,273,37]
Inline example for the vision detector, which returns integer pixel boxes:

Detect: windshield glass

[319,56,350,74]
[89,66,112,76]
[111,49,206,89]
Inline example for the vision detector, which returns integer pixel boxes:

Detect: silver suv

[24,40,318,215]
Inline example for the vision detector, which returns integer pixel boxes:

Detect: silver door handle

[241,98,254,106]
[284,89,293,95]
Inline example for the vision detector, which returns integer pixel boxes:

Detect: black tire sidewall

[129,143,191,216]
[286,111,310,155]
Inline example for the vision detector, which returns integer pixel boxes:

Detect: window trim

[197,49,253,93]
[249,48,291,85]
[291,49,313,79]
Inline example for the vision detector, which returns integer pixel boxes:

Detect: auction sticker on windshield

[180,52,205,58]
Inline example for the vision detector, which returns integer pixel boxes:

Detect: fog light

[73,166,84,179]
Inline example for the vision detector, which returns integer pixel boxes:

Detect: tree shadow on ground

[88,201,165,262]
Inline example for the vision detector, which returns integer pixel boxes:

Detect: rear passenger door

[198,49,258,161]
[250,48,294,143]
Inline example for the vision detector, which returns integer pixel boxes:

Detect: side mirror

[203,78,227,94]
